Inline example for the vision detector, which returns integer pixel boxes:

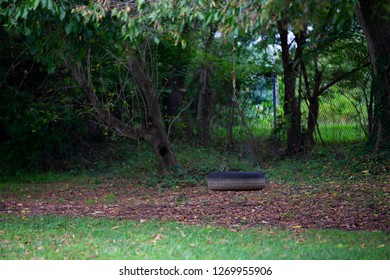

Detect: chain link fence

[211,73,370,157]
[315,85,369,144]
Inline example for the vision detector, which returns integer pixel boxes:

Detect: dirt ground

[1,179,389,231]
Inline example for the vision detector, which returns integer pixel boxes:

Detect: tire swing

[207,171,266,191]
[207,39,267,192]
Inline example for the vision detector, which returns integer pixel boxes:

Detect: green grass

[315,123,366,143]
[0,143,388,260]
[212,116,366,145]
[0,216,388,260]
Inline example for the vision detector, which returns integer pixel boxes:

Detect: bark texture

[356,0,390,152]
[278,20,306,155]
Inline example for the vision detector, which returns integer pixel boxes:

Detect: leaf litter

[0,179,389,232]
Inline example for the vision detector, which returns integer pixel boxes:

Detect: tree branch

[318,62,370,95]
[64,56,141,140]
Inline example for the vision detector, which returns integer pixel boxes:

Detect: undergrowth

[265,143,389,187]
[0,140,388,192]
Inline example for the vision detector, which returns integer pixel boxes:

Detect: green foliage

[0,0,380,175]
[0,86,88,174]
[0,28,103,175]
[265,143,389,187]
[0,216,388,259]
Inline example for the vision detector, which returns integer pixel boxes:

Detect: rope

[220,38,238,171]
[219,38,262,173]
[232,37,238,103]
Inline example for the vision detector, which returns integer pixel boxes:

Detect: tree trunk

[300,54,322,146]
[356,0,390,152]
[127,56,177,175]
[196,26,216,143]
[367,80,374,135]
[307,96,319,144]
[196,66,215,143]
[278,20,305,155]
[65,54,177,176]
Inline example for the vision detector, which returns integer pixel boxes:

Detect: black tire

[207,171,266,191]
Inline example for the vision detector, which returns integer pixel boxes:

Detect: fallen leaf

[151,234,166,244]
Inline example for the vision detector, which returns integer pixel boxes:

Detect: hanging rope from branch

[232,37,238,103]
[207,37,267,192]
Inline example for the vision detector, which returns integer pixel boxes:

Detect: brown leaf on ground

[1,180,389,231]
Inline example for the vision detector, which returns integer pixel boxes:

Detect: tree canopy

[1,0,388,174]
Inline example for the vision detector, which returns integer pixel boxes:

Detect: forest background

[0,0,389,260]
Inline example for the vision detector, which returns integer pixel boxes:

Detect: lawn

[0,143,389,260]
[0,216,388,260]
